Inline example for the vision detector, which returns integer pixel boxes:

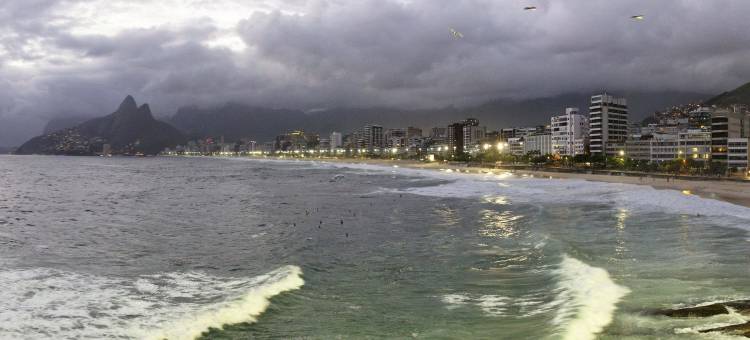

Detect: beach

[272,156,750,208]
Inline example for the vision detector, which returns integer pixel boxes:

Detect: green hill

[704,81,750,106]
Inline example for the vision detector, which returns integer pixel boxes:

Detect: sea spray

[144,265,304,340]
[551,255,630,340]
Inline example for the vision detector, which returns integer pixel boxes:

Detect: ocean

[0,155,749,339]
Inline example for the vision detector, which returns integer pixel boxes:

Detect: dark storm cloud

[2,0,750,145]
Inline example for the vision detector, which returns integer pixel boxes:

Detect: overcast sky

[2,0,750,145]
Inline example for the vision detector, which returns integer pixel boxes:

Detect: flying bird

[631,15,644,20]
[449,28,464,39]
[524,6,537,11]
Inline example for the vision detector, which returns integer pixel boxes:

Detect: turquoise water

[0,156,748,339]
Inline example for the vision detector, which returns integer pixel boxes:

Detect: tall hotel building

[589,93,629,156]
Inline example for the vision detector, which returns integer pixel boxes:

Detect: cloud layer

[2,0,750,145]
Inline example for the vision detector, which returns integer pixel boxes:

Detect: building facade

[362,125,384,152]
[523,133,552,155]
[330,132,343,149]
[551,107,589,156]
[678,130,711,162]
[711,106,749,169]
[463,125,486,152]
[589,93,629,156]
[447,122,465,155]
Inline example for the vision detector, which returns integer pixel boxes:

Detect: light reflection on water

[479,209,523,239]
[614,208,629,258]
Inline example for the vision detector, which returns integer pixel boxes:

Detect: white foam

[441,293,472,308]
[146,265,304,340]
[440,293,508,316]
[551,255,630,340]
[307,161,750,230]
[476,295,509,316]
[0,265,303,340]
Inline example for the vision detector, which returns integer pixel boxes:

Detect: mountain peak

[15,94,185,155]
[118,95,138,112]
[138,103,152,115]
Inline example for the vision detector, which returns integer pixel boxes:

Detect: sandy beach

[282,157,750,208]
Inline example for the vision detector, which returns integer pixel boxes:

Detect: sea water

[0,155,748,339]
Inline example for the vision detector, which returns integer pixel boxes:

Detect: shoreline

[268,156,750,208]
[7,154,750,208]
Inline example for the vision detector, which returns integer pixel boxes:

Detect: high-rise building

[447,122,465,155]
[551,107,589,156]
[463,122,486,152]
[589,93,629,156]
[711,105,749,169]
[330,132,343,149]
[362,124,384,152]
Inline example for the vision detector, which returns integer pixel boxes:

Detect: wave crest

[551,255,630,340]
[145,265,304,340]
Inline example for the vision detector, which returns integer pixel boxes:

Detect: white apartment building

[551,107,589,156]
[523,133,552,155]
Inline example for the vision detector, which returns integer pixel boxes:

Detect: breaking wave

[550,255,630,340]
[0,265,303,340]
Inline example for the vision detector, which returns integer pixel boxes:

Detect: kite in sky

[524,6,537,11]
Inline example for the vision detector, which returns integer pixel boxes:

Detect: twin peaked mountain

[15,96,185,155]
